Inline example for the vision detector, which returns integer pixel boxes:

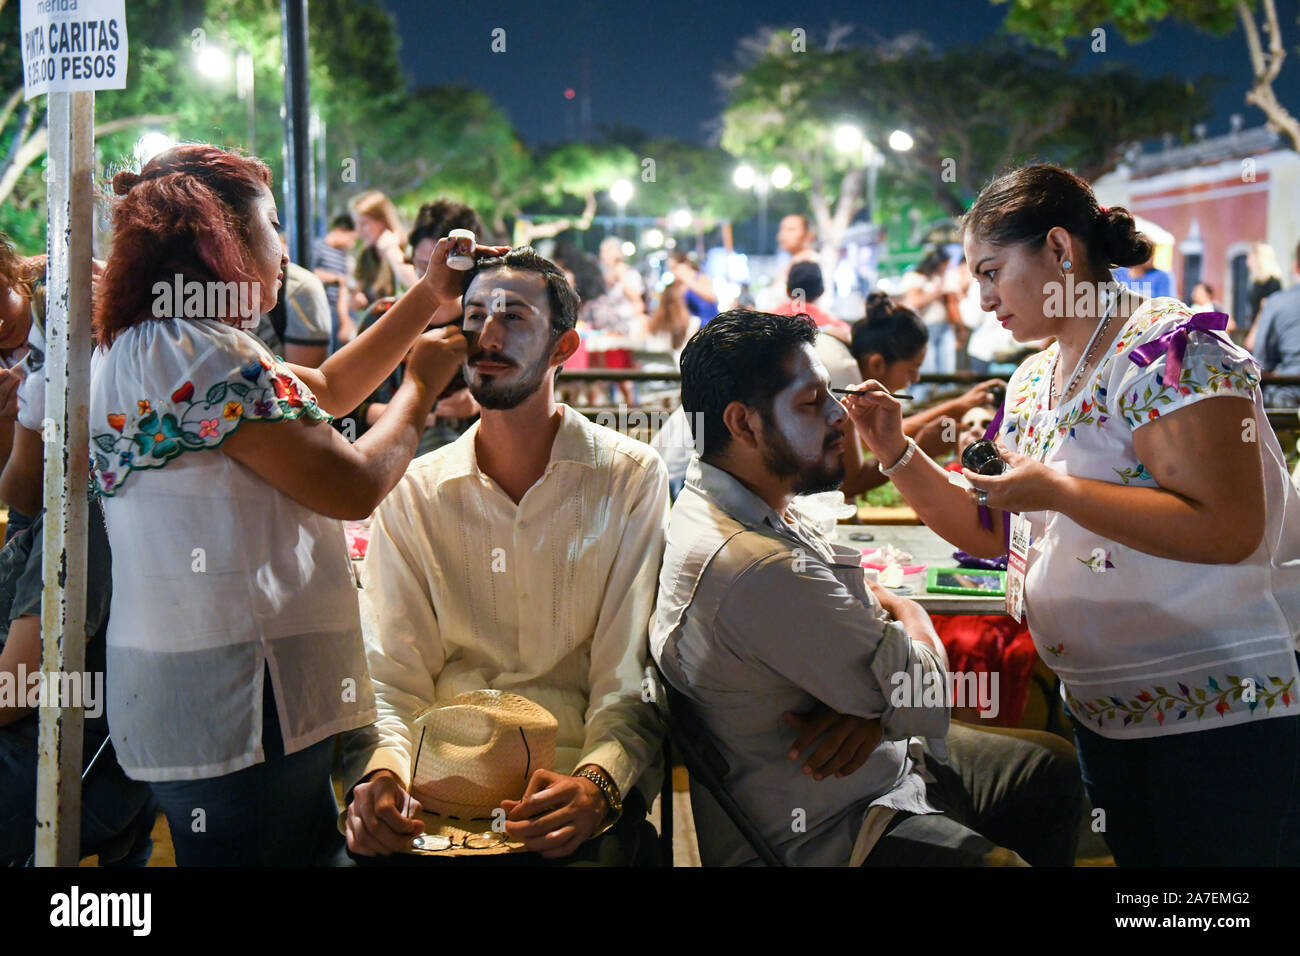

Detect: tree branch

[0,111,180,207]
[1237,0,1300,150]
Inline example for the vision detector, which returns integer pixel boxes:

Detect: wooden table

[831,523,1007,615]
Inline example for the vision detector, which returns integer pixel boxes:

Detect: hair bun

[865,291,896,324]
[111,170,142,196]
[1095,205,1153,268]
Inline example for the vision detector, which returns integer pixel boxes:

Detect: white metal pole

[34,88,95,867]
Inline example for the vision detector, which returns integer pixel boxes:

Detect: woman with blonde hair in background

[352,189,418,305]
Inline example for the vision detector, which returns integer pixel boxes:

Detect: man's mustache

[468,350,518,368]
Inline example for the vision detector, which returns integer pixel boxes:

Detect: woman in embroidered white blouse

[843,164,1300,866]
[88,144,505,865]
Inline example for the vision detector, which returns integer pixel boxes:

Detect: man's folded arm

[578,458,671,797]
[715,551,950,741]
[339,480,446,798]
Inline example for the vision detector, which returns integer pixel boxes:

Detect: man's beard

[760,417,845,496]
[466,347,553,410]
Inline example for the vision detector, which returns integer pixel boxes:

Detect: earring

[1061,259,1072,273]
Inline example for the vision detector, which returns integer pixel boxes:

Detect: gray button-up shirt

[1251,284,1300,408]
[651,458,948,866]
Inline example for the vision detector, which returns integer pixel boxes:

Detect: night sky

[377,0,1300,147]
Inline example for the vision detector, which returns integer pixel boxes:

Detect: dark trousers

[0,716,157,866]
[1072,712,1300,866]
[148,676,345,867]
[864,721,1083,867]
[350,788,659,867]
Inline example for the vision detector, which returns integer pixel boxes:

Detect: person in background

[1112,253,1174,301]
[839,295,1003,499]
[253,233,332,368]
[349,200,488,455]
[900,248,959,397]
[352,190,417,305]
[311,213,360,351]
[89,143,504,866]
[757,214,819,310]
[1243,241,1285,352]
[0,327,158,866]
[1250,239,1300,408]
[667,251,718,327]
[0,234,43,541]
[773,262,852,341]
[1189,281,1222,315]
[599,235,648,325]
[652,309,1082,867]
[343,247,667,865]
[846,162,1300,866]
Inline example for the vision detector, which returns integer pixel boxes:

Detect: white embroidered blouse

[1004,298,1300,738]
[89,318,376,781]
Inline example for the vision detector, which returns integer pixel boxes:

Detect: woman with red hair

[89,143,503,865]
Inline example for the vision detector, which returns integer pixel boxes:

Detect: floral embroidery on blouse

[1044,642,1066,657]
[92,357,330,496]
[1076,551,1115,573]
[1066,674,1296,730]
[1113,463,1152,484]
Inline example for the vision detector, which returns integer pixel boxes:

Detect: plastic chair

[651,665,785,867]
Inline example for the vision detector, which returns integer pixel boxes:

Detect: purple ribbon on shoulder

[1127,311,1233,387]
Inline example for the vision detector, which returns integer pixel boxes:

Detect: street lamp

[609,179,634,238]
[670,208,693,231]
[834,124,863,154]
[195,45,230,79]
[888,129,914,152]
[195,42,256,152]
[735,164,790,253]
[134,131,177,165]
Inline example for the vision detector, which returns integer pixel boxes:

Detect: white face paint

[759,343,848,494]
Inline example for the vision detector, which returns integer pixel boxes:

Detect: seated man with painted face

[342,248,668,864]
[650,310,1082,866]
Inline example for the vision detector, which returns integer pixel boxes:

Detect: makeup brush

[832,387,914,400]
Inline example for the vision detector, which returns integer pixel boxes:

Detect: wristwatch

[573,766,623,835]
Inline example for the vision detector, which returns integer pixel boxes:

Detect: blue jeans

[1072,711,1300,865]
[0,716,157,866]
[148,677,345,866]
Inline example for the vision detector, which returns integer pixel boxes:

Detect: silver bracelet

[878,437,918,478]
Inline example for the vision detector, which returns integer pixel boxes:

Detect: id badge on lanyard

[1006,513,1030,622]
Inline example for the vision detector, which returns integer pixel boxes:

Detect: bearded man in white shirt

[342,247,668,864]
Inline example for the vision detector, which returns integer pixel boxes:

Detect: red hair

[94,144,272,346]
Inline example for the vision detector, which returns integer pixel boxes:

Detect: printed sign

[20,0,128,99]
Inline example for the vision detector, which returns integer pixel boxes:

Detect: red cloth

[930,614,1037,727]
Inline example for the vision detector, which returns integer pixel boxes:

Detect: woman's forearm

[888,446,1007,557]
[292,283,452,416]
[1052,474,1260,564]
[346,378,437,513]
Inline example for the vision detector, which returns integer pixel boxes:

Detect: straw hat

[406,690,558,857]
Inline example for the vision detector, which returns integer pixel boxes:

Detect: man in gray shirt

[1250,240,1300,408]
[652,309,1082,866]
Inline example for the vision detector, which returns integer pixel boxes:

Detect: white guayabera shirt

[345,405,669,801]
[89,318,376,781]
[1004,297,1300,737]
